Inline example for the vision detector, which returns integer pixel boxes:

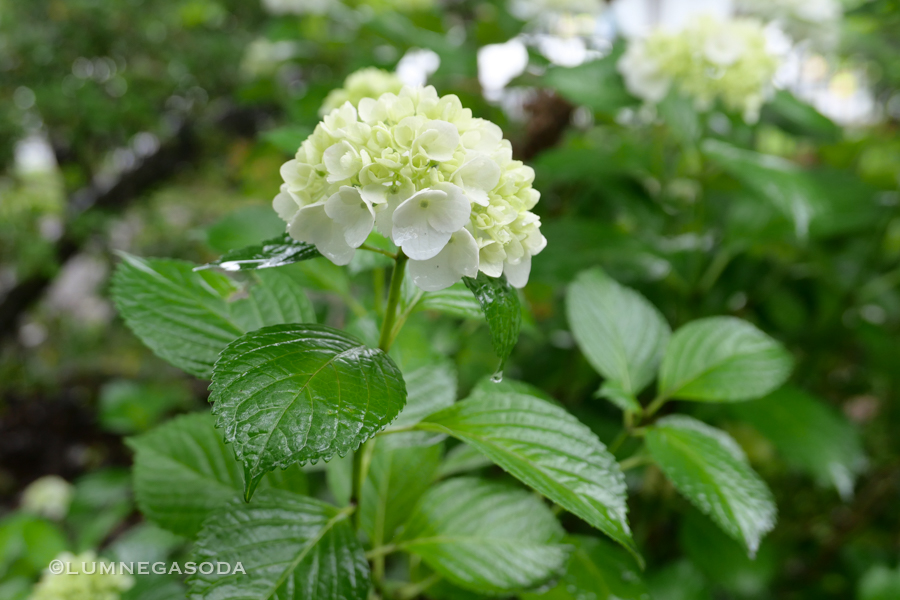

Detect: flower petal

[414,120,460,162]
[288,203,356,265]
[426,183,471,233]
[503,252,532,288]
[273,187,300,222]
[323,141,361,182]
[452,154,501,206]
[408,228,480,291]
[324,186,375,248]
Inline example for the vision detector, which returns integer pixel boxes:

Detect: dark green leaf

[418,391,637,561]
[658,316,792,403]
[646,416,776,556]
[567,268,670,396]
[462,272,522,370]
[417,282,484,320]
[189,490,368,600]
[198,232,321,272]
[396,477,568,595]
[127,412,308,536]
[229,268,316,331]
[209,324,407,495]
[521,536,650,600]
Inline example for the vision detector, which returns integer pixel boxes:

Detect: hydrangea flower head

[320,68,404,116]
[618,17,780,122]
[21,475,73,520]
[275,85,546,291]
[30,552,134,600]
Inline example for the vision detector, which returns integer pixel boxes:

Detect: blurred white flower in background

[396,48,441,87]
[30,552,134,600]
[736,0,841,48]
[320,67,404,115]
[617,16,781,122]
[261,0,335,15]
[21,475,73,521]
[241,38,299,78]
[275,86,546,290]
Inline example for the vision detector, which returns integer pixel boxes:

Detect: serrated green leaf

[188,490,368,600]
[731,386,867,499]
[112,254,315,378]
[396,477,568,595]
[462,272,522,369]
[658,316,792,403]
[111,254,243,378]
[646,416,776,556]
[209,324,407,494]
[417,391,637,561]
[521,536,650,600]
[567,268,671,396]
[230,269,315,331]
[360,438,441,546]
[198,232,321,272]
[127,412,308,536]
[385,361,457,447]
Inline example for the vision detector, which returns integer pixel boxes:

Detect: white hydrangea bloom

[618,16,781,122]
[261,0,335,15]
[30,552,134,600]
[275,85,546,290]
[21,475,73,520]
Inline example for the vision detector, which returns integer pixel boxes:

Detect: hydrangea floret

[275,85,546,291]
[30,552,134,600]
[320,68,404,116]
[618,16,781,122]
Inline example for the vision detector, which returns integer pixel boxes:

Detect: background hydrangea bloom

[275,85,546,291]
[618,16,781,122]
[320,68,404,116]
[30,552,133,600]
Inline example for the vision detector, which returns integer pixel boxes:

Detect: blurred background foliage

[2,0,900,598]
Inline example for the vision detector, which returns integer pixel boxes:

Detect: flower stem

[378,251,408,352]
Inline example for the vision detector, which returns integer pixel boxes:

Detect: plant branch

[361,244,397,259]
[378,251,408,352]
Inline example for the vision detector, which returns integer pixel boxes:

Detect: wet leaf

[462,272,522,369]
[198,232,321,272]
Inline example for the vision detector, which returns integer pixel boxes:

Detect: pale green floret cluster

[618,17,781,123]
[275,85,546,291]
[30,552,134,600]
[21,475,73,521]
[320,68,404,116]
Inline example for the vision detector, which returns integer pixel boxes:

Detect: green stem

[360,243,397,259]
[619,453,651,471]
[365,544,399,560]
[645,394,669,418]
[351,437,377,531]
[608,430,629,454]
[378,251,408,352]
[396,574,442,600]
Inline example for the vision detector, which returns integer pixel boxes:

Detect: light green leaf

[127,412,308,536]
[417,391,637,561]
[596,381,642,414]
[396,477,568,595]
[210,324,407,496]
[521,536,650,600]
[112,254,315,378]
[188,490,368,600]
[435,444,492,479]
[567,268,670,396]
[858,564,900,600]
[389,361,457,431]
[230,268,315,331]
[111,254,243,378]
[646,416,776,556]
[462,272,522,369]
[360,439,441,546]
[198,232,321,272]
[417,282,484,320]
[205,206,286,254]
[731,386,867,499]
[658,316,792,403]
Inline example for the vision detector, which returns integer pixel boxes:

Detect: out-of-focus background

[2,0,900,598]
